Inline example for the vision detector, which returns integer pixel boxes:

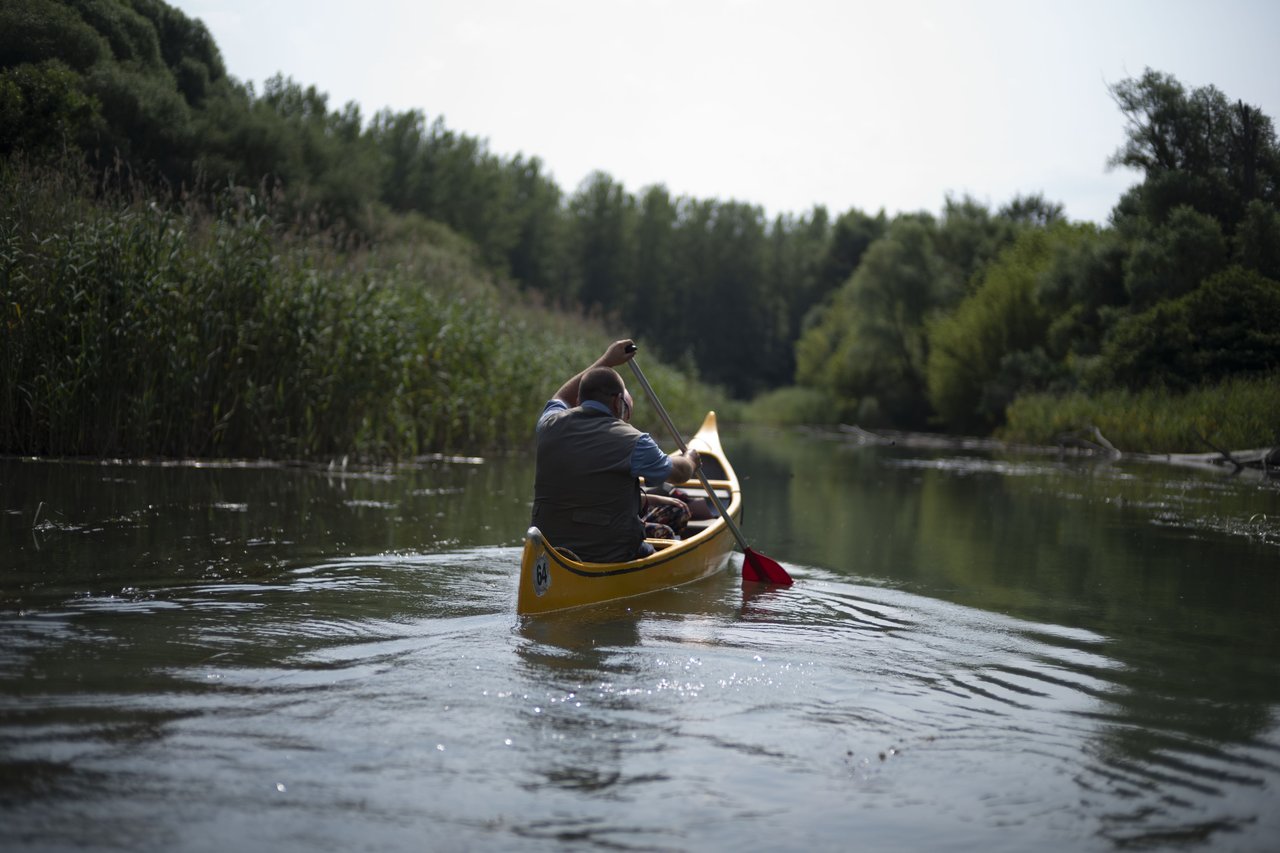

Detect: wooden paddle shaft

[626,359,754,555]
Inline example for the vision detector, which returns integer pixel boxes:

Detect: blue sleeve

[537,399,568,432]
[631,432,673,482]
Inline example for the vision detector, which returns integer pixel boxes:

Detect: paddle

[625,353,793,586]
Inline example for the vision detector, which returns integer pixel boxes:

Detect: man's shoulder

[537,399,572,431]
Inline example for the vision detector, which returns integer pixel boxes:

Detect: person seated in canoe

[616,389,719,533]
[533,339,699,562]
[616,389,692,539]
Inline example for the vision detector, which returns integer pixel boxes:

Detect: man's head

[579,367,628,418]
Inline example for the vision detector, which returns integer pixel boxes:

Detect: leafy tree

[65,0,165,68]
[932,194,1022,297]
[0,0,237,186]
[631,184,679,341]
[667,197,716,360]
[0,2,110,157]
[1123,205,1229,308]
[796,198,1036,426]
[1037,226,1128,365]
[140,0,226,105]
[505,154,565,296]
[796,216,944,425]
[1109,68,1280,233]
[82,58,193,178]
[194,82,294,186]
[0,0,107,72]
[1233,198,1280,280]
[567,171,637,315]
[696,200,777,397]
[0,60,100,156]
[821,207,885,288]
[761,206,832,385]
[926,226,1091,432]
[1097,266,1280,390]
[808,206,886,324]
[419,119,520,268]
[368,108,424,212]
[999,192,1066,228]
[254,77,383,226]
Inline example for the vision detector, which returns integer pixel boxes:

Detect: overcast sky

[168,0,1280,225]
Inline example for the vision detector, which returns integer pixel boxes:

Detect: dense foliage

[0,156,730,457]
[792,69,1280,449]
[3,2,1279,456]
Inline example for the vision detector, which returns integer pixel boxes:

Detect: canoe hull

[517,411,740,616]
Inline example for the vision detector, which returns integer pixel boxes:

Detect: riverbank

[747,373,1280,469]
[837,423,1280,479]
[999,376,1280,458]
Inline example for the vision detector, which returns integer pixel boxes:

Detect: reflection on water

[2,434,1278,851]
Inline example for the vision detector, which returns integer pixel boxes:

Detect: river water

[2,426,1278,852]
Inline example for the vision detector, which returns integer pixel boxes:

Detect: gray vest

[532,407,644,563]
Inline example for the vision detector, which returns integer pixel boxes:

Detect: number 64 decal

[533,553,550,596]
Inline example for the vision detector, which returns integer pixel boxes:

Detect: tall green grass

[1000,373,1280,454]
[0,158,725,459]
[739,385,835,426]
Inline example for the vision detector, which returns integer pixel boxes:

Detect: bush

[740,386,833,426]
[0,60,100,156]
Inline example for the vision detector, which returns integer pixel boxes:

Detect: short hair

[579,367,624,405]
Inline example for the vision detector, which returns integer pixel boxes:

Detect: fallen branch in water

[1195,429,1244,471]
[1055,425,1122,458]
[1160,446,1280,472]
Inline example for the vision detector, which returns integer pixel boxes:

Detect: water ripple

[619,563,1278,850]
[3,545,1277,851]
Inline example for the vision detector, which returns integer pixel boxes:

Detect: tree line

[3,0,1278,446]
[799,70,1280,434]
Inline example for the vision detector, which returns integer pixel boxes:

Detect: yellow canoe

[517,411,740,616]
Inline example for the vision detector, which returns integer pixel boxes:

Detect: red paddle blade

[742,548,793,585]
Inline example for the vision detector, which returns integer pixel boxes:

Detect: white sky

[169,0,1280,225]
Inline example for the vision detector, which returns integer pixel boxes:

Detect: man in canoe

[533,339,699,563]
[619,388,712,540]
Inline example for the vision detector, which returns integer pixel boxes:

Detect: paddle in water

[624,350,793,586]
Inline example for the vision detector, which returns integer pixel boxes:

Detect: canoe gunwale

[526,513,736,579]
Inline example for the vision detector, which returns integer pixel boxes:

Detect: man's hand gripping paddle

[624,349,793,585]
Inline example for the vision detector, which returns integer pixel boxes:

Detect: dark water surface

[3,427,1278,852]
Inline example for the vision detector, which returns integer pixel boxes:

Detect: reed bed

[0,160,723,460]
[999,373,1280,454]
